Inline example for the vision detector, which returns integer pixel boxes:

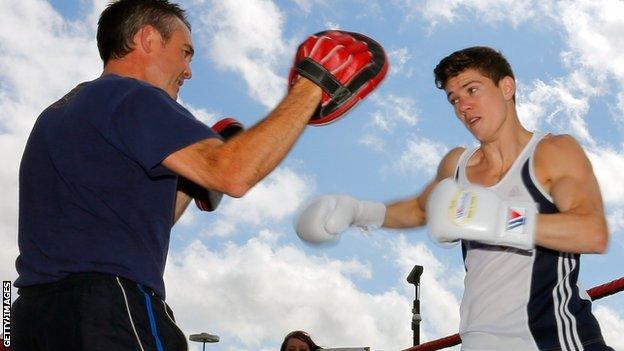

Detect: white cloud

[399,0,549,29]
[358,134,385,152]
[0,0,101,283]
[85,0,109,32]
[367,94,419,133]
[388,47,413,77]
[199,0,290,108]
[593,305,624,350]
[556,0,624,120]
[607,208,624,234]
[359,93,423,160]
[618,92,624,123]
[291,0,329,15]
[0,0,100,135]
[203,167,314,237]
[557,0,624,85]
[389,236,463,338]
[394,136,449,175]
[180,101,219,126]
[292,0,315,14]
[164,237,413,350]
[516,78,594,144]
[257,228,283,244]
[324,21,341,30]
[586,144,624,206]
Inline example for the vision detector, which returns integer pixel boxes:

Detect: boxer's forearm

[382,179,437,229]
[382,197,426,228]
[535,211,608,254]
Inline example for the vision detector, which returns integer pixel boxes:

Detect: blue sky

[1,0,623,350]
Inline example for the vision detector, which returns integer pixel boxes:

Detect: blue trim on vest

[455,155,469,271]
[138,284,165,351]
[521,161,608,350]
[461,241,468,271]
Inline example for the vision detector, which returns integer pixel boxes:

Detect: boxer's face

[285,338,310,351]
[444,68,514,141]
[145,18,194,100]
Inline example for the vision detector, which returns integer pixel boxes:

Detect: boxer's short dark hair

[97,0,191,64]
[434,46,515,90]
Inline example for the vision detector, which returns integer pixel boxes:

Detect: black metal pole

[406,265,423,346]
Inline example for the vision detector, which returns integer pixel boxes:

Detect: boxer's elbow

[592,233,609,254]
[587,216,609,254]
[589,235,608,254]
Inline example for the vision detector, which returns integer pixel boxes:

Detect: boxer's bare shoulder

[533,133,593,195]
[435,146,466,181]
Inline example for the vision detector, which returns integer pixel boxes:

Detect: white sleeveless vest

[454,132,608,351]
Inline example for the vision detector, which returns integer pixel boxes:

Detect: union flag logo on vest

[506,207,526,233]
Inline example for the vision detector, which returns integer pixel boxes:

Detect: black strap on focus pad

[294,59,352,105]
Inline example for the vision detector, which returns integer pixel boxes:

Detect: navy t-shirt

[16,75,217,298]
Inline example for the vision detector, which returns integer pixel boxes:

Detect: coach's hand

[295,195,386,244]
[193,118,244,212]
[426,178,537,250]
[288,30,388,126]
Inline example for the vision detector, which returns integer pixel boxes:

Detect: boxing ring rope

[403,276,624,351]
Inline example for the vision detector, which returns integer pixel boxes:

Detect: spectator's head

[280,330,322,351]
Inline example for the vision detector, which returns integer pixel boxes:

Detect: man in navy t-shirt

[17,75,213,300]
[13,1,326,350]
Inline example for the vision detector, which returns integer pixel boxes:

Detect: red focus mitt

[193,118,244,212]
[288,30,388,126]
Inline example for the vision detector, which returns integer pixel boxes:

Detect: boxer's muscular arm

[382,147,464,228]
[162,78,321,198]
[535,135,608,253]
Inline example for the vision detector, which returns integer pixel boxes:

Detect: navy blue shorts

[12,273,187,351]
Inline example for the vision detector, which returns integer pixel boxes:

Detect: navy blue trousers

[12,273,187,351]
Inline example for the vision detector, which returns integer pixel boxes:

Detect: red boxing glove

[194,118,244,212]
[288,30,388,126]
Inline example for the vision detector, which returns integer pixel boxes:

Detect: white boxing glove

[295,195,386,244]
[426,178,537,250]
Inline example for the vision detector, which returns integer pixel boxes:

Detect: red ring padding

[403,276,624,351]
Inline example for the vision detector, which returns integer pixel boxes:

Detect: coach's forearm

[207,78,321,197]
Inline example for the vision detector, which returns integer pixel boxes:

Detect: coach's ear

[500,75,516,102]
[136,24,159,54]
